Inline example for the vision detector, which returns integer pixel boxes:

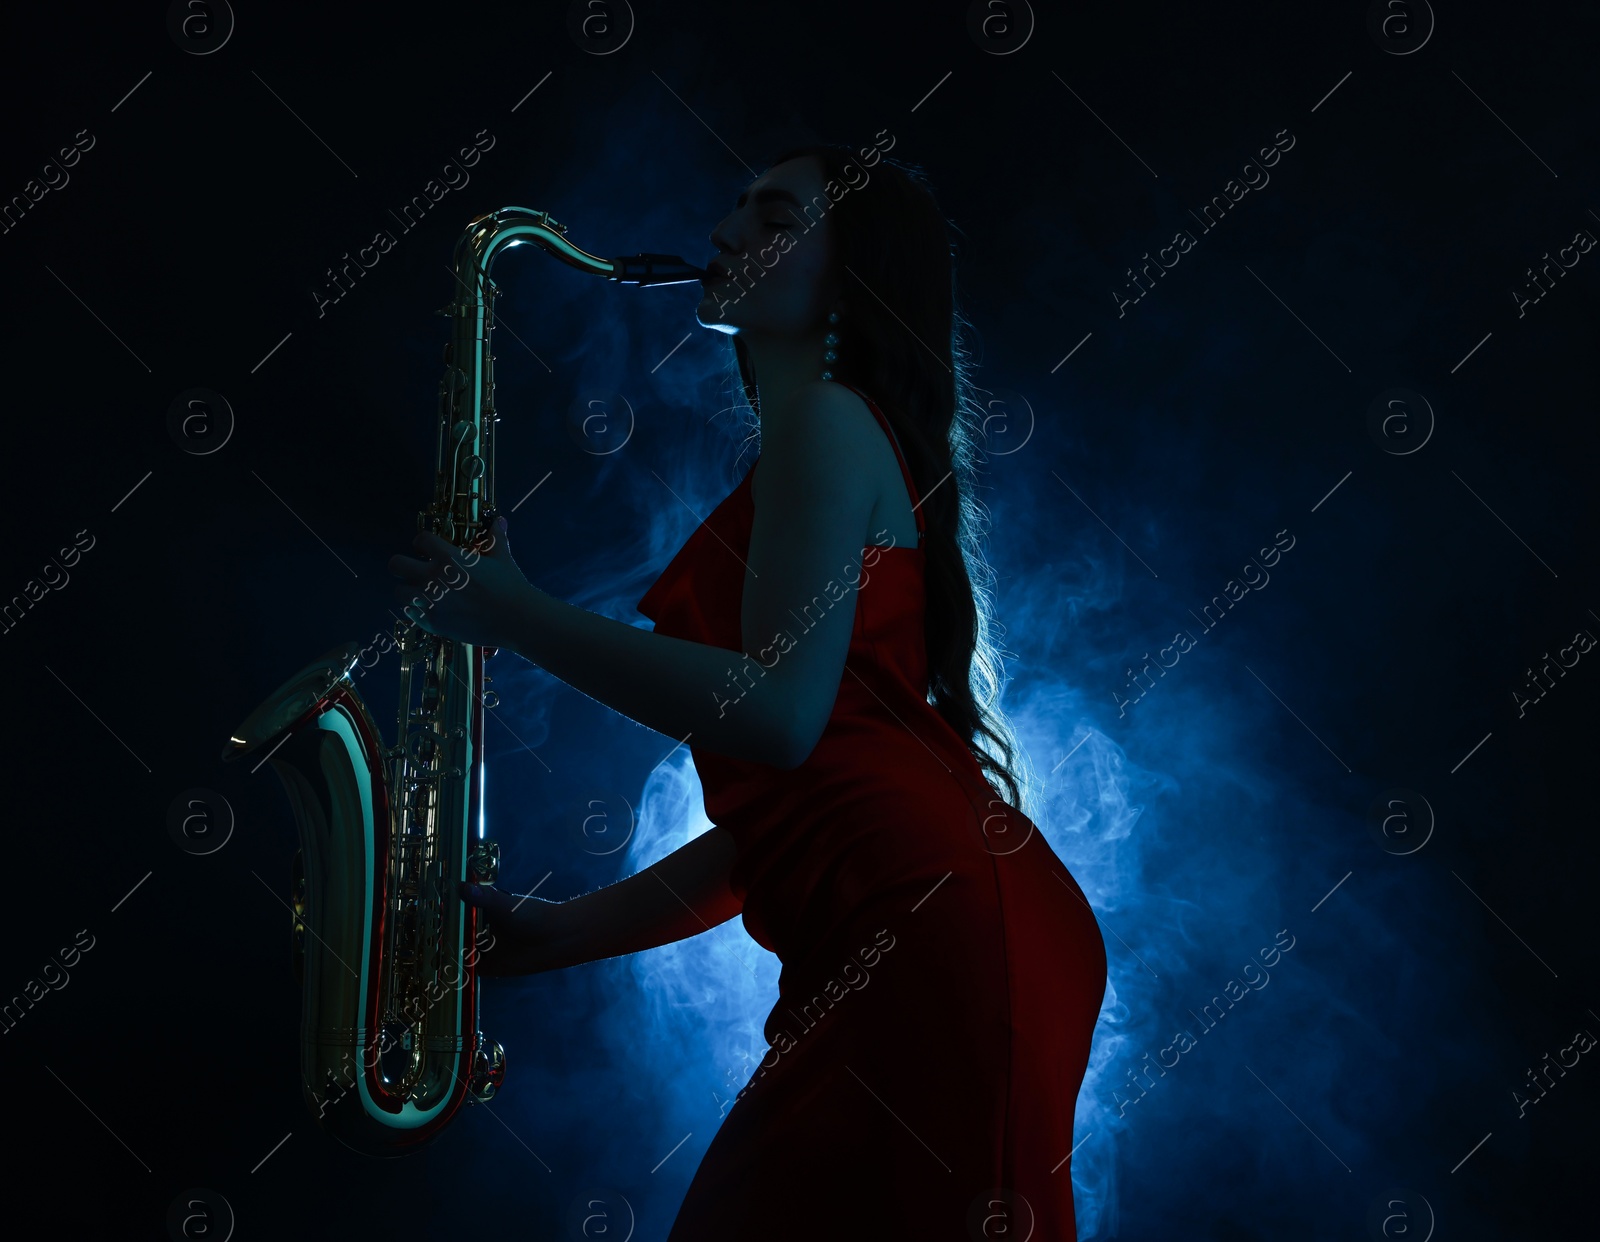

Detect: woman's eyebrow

[733,187,804,210]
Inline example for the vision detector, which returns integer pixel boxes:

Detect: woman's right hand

[459,881,569,976]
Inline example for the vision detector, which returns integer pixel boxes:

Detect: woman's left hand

[387,514,538,650]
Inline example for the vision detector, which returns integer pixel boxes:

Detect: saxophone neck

[452,208,705,288]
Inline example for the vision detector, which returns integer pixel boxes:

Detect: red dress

[637,383,1107,1240]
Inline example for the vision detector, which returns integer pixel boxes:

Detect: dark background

[3,1,1595,1238]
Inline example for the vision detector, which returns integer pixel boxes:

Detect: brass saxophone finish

[223,209,702,1156]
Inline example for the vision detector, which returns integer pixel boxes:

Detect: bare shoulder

[774,382,876,441]
[760,380,881,467]
[750,381,882,534]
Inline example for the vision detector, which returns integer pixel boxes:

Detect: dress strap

[835,381,926,540]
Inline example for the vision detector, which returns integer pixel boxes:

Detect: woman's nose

[709,218,741,256]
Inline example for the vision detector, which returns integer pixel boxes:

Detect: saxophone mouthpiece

[610,253,708,286]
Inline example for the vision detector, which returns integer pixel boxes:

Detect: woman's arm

[503,383,890,767]
[467,825,742,975]
[504,587,799,768]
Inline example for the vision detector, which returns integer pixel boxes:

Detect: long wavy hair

[727,142,1035,814]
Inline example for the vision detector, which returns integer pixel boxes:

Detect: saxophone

[222,209,703,1156]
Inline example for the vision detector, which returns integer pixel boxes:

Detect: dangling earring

[820,310,840,381]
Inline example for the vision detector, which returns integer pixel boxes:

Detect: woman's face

[697,155,838,339]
